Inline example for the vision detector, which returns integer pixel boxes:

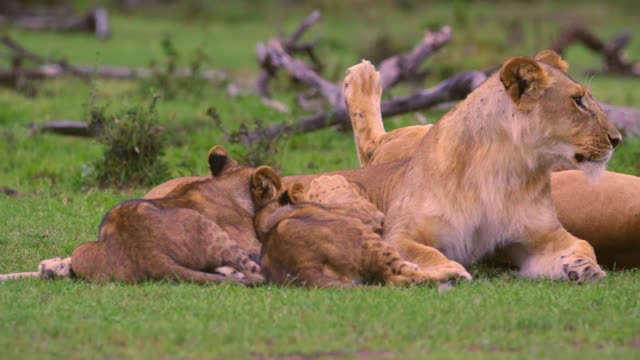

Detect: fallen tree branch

[551,26,639,77]
[0,63,225,82]
[0,34,226,88]
[267,38,342,108]
[28,121,92,137]
[0,7,110,39]
[256,10,322,98]
[378,26,452,89]
[260,26,453,112]
[235,70,488,144]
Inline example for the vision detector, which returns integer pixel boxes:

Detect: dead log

[29,121,92,137]
[267,38,342,108]
[0,7,110,39]
[256,10,322,98]
[0,35,226,88]
[236,70,488,144]
[551,26,639,77]
[378,26,452,89]
[261,25,453,111]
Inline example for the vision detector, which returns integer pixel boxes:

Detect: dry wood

[551,26,639,77]
[0,35,226,86]
[256,10,323,98]
[236,70,488,144]
[378,26,452,89]
[29,121,92,137]
[0,8,110,39]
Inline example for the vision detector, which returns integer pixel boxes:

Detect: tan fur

[335,51,624,282]
[1,146,264,285]
[253,173,467,287]
[344,56,639,270]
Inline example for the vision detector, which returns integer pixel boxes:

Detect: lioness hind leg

[519,229,605,283]
[344,60,385,167]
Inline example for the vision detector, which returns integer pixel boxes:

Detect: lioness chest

[418,198,549,266]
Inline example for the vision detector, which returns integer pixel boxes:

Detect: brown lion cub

[0,146,263,285]
[251,169,440,287]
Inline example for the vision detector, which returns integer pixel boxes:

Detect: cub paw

[562,256,605,283]
[38,257,72,279]
[343,60,382,110]
[214,266,246,280]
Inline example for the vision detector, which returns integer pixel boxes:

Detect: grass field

[1,1,639,358]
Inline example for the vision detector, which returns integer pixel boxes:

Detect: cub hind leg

[361,235,433,286]
[0,257,72,281]
[197,217,264,283]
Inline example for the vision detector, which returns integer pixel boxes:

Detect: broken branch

[378,26,452,89]
[551,26,639,77]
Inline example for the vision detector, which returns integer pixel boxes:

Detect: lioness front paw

[38,257,72,279]
[343,60,382,110]
[562,256,605,283]
[421,260,473,283]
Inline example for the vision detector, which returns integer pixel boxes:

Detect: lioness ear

[251,166,282,201]
[500,56,549,104]
[535,49,569,72]
[279,183,305,205]
[208,145,239,177]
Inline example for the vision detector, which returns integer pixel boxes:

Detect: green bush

[92,97,169,188]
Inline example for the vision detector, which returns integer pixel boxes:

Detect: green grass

[1,1,639,358]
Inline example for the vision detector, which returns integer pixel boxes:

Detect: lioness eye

[573,96,587,110]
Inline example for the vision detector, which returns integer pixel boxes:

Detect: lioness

[334,50,621,282]
[252,169,450,287]
[0,146,263,284]
[344,54,640,269]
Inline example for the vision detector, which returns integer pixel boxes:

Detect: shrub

[92,96,169,188]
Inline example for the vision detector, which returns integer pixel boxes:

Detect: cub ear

[208,145,239,177]
[500,56,549,104]
[535,49,568,72]
[279,183,306,205]
[251,166,282,202]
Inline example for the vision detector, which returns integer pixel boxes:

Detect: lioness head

[500,49,622,177]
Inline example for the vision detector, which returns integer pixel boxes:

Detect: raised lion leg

[344,60,385,167]
[516,228,605,283]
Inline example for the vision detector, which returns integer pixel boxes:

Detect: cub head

[251,166,306,239]
[499,49,622,177]
[250,165,306,208]
[208,145,240,177]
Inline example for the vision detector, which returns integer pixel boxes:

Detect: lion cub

[0,146,264,285]
[251,169,432,287]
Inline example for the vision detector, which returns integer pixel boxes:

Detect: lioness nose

[608,134,622,148]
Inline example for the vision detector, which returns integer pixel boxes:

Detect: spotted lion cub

[251,168,433,287]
